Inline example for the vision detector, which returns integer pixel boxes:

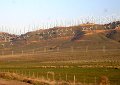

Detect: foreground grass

[0,61,120,84]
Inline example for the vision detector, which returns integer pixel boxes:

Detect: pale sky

[0,0,120,34]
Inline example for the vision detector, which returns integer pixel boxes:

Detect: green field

[0,50,120,85]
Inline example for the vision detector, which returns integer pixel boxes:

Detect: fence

[0,46,120,56]
[0,69,119,85]
[0,69,107,84]
[0,46,120,84]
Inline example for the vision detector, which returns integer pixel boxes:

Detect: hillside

[0,21,120,52]
[0,32,17,42]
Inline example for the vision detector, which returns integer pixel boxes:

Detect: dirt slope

[0,79,32,85]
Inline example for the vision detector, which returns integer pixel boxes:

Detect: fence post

[66,74,68,81]
[7,69,9,73]
[95,77,97,85]
[22,50,23,55]
[73,75,76,85]
[71,46,74,52]
[32,49,35,54]
[29,71,31,77]
[103,46,106,53]
[21,70,23,76]
[32,72,35,78]
[47,72,49,80]
[84,77,86,85]
[59,73,61,81]
[36,72,39,79]
[2,51,4,56]
[41,76,45,80]
[57,47,60,52]
[86,46,88,52]
[15,70,17,74]
[44,47,47,52]
[24,71,26,76]
[12,51,14,56]
[53,73,55,81]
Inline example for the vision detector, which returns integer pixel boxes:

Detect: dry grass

[0,72,71,85]
[99,76,110,85]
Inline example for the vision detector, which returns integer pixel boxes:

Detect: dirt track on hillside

[0,79,32,85]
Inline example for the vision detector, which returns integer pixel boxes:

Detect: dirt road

[0,79,32,85]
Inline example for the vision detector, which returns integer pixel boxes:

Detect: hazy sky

[0,0,120,34]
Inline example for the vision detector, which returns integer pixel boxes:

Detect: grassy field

[0,49,120,62]
[0,34,120,84]
[0,61,120,84]
[0,50,120,85]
